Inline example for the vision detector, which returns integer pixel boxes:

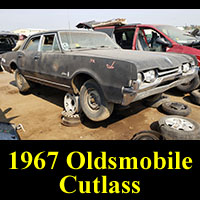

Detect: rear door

[36,33,71,89]
[113,28,136,49]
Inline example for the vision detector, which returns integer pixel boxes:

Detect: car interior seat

[137,33,150,51]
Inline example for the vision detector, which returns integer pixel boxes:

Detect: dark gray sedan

[1,30,199,121]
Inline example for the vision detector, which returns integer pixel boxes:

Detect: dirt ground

[0,71,200,140]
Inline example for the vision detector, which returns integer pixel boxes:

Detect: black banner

[0,140,199,199]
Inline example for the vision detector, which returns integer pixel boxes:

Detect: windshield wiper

[99,45,109,48]
[96,45,118,49]
[75,46,86,49]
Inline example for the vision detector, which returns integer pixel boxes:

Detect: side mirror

[156,37,172,48]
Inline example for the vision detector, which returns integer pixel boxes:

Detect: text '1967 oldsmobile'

[1,30,199,121]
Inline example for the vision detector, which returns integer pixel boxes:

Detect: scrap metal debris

[76,18,127,29]
[0,122,21,140]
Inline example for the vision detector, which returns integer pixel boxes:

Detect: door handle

[34,55,40,60]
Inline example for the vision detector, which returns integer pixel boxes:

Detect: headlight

[182,63,190,73]
[143,70,156,83]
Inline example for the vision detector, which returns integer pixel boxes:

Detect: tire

[131,130,166,140]
[158,115,200,140]
[161,101,191,116]
[190,89,200,105]
[143,94,170,108]
[15,69,30,93]
[176,75,200,93]
[80,79,114,122]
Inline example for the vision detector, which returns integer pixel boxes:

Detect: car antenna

[66,10,73,51]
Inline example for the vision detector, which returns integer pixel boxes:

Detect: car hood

[175,43,200,55]
[72,49,194,71]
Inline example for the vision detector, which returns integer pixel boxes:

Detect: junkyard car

[77,22,200,66]
[0,32,19,54]
[1,30,199,121]
[0,32,26,71]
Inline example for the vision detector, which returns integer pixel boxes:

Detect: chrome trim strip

[24,75,71,88]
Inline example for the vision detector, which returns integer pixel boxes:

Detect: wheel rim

[86,89,101,111]
[165,117,195,132]
[64,93,80,115]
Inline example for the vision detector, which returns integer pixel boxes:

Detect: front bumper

[121,66,199,106]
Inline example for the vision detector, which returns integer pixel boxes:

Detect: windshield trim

[58,30,120,51]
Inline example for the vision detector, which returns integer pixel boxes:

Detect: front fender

[1,52,18,73]
[69,56,137,104]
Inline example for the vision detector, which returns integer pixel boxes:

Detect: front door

[17,35,41,77]
[134,27,173,52]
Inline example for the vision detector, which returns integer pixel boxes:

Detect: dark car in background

[0,32,18,54]
[1,30,199,121]
[0,32,27,71]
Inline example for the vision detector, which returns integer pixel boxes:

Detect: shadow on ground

[0,107,19,123]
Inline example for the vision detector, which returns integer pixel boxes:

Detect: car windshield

[58,31,120,50]
[155,25,199,45]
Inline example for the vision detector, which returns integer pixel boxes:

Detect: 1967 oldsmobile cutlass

[1,30,199,121]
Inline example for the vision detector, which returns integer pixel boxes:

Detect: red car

[77,22,200,66]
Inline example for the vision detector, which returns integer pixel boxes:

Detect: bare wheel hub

[87,89,100,110]
[64,93,80,115]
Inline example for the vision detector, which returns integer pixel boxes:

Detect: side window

[41,34,60,52]
[138,28,168,52]
[24,36,40,51]
[114,29,135,49]
[143,29,162,51]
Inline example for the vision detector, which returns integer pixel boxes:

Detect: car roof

[116,23,141,27]
[29,29,105,37]
[0,31,18,36]
[93,24,174,30]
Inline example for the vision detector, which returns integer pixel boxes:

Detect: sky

[0,9,200,31]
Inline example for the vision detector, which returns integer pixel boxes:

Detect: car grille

[157,67,180,77]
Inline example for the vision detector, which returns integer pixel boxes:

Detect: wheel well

[72,74,93,94]
[10,62,18,72]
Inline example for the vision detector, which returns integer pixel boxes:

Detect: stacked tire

[158,115,200,140]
